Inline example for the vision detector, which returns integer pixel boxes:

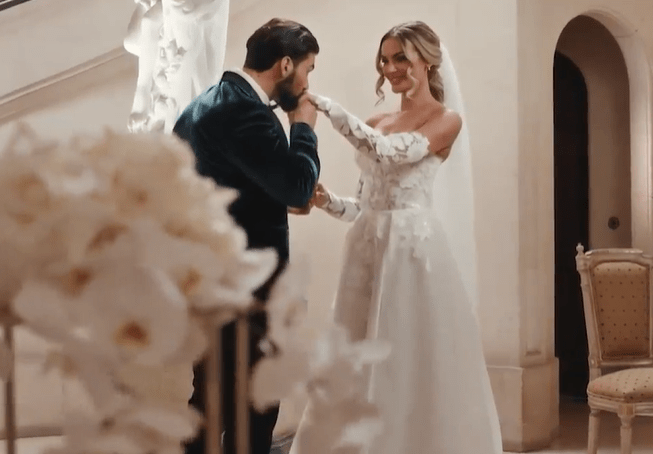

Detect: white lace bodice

[354,151,442,212]
[311,95,442,221]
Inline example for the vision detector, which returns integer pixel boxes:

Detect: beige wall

[0,61,136,141]
[223,0,521,355]
[513,0,653,450]
[0,0,531,445]
[1,0,521,440]
[222,0,521,435]
[0,0,134,96]
[3,0,653,451]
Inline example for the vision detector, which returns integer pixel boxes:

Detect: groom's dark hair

[244,18,319,71]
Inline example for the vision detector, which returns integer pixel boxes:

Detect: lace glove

[311,94,431,164]
[320,176,363,222]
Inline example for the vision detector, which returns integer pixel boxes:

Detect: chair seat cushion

[587,367,653,403]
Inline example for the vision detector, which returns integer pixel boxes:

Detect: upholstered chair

[575,245,653,454]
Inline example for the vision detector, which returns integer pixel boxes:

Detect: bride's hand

[305,92,330,113]
[310,182,330,208]
[305,91,318,105]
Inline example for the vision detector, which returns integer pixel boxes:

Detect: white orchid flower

[251,345,311,412]
[46,411,143,454]
[293,398,382,454]
[0,126,393,454]
[289,325,391,454]
[117,362,196,409]
[75,265,189,366]
[265,258,310,349]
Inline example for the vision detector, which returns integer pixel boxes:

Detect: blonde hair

[375,21,444,104]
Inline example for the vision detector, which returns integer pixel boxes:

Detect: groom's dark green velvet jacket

[173,71,320,299]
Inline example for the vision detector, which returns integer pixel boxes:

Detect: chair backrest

[575,244,653,380]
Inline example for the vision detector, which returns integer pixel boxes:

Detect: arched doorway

[553,51,590,399]
[553,15,631,400]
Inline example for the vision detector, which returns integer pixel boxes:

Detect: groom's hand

[288,203,313,215]
[310,183,330,208]
[288,183,318,215]
[287,94,317,129]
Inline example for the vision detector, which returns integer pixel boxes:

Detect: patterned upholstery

[590,262,651,359]
[587,368,653,403]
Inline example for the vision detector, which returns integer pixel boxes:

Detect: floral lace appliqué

[313,95,431,165]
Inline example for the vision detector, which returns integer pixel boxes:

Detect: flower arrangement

[0,124,389,454]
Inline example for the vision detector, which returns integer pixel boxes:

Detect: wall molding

[0,425,62,440]
[0,0,262,128]
[0,47,136,126]
[0,0,35,13]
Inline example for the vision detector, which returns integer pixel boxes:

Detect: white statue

[124,0,163,132]
[119,0,232,419]
[124,0,230,133]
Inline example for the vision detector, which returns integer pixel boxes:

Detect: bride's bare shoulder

[365,112,393,127]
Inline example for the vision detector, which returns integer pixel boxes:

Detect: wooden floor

[536,397,653,454]
[3,400,652,454]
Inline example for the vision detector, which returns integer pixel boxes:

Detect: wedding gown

[291,96,504,454]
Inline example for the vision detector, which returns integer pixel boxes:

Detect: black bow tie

[269,102,279,110]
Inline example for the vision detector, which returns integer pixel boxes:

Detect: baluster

[3,314,16,454]
[206,324,223,454]
[235,315,250,454]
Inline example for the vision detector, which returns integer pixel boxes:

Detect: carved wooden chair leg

[618,410,634,454]
[587,408,600,454]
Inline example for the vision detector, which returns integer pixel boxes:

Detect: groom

[173,18,320,454]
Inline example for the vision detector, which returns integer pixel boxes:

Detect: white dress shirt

[230,67,273,106]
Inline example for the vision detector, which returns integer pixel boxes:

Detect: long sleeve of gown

[312,95,431,164]
[320,176,363,222]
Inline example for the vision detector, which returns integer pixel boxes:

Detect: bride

[290,21,503,453]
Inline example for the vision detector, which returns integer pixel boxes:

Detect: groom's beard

[274,73,302,112]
